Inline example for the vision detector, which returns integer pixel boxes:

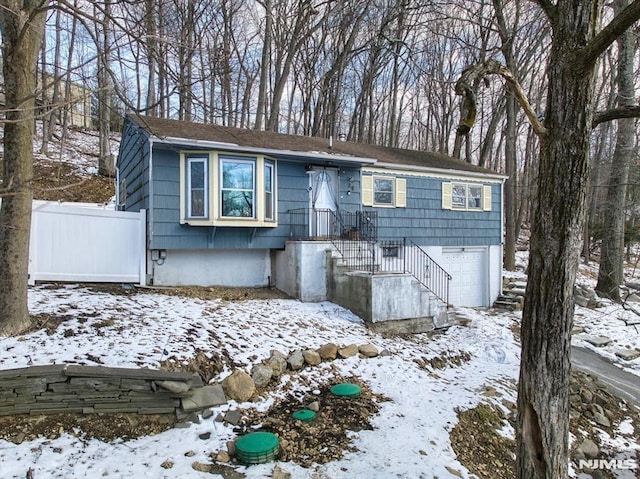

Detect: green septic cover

[330,383,362,397]
[235,432,279,464]
[292,409,316,422]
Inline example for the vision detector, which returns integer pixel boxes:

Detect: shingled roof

[126,113,502,177]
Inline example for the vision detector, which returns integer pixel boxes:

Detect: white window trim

[187,156,208,219]
[219,157,256,219]
[264,161,276,221]
[442,182,492,212]
[362,175,406,208]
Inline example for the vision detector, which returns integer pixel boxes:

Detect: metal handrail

[287,208,450,304]
[404,238,451,305]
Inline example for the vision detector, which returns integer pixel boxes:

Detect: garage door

[442,248,487,307]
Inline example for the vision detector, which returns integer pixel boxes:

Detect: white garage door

[442,248,487,307]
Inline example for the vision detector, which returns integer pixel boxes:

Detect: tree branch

[592,105,640,127]
[532,0,557,21]
[579,0,640,68]
[455,59,547,136]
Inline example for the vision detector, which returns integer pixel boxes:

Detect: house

[117,113,506,332]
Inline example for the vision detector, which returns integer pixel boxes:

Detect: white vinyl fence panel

[26,201,146,285]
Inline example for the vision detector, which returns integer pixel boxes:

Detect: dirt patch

[31,159,115,203]
[450,371,640,479]
[160,349,226,384]
[0,412,176,444]
[159,285,291,302]
[238,377,388,467]
[450,404,515,479]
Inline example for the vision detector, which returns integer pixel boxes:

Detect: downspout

[115,165,120,210]
[500,179,505,296]
[148,137,154,284]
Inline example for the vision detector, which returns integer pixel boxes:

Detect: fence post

[139,209,147,286]
[403,237,407,274]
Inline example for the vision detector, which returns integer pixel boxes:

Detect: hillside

[0,124,118,204]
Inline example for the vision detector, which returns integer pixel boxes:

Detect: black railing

[288,208,377,242]
[404,239,451,305]
[287,209,450,304]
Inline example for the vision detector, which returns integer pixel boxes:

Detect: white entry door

[309,168,339,237]
[442,248,487,307]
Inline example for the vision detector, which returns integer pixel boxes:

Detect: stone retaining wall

[0,364,211,417]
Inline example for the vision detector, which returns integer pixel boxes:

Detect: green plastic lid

[235,432,279,464]
[292,409,317,422]
[330,383,362,397]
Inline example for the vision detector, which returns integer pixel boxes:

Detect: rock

[592,411,610,428]
[359,343,379,358]
[615,349,640,361]
[160,460,174,469]
[575,295,590,308]
[318,343,338,360]
[576,438,599,459]
[287,350,305,370]
[251,364,273,387]
[226,440,236,457]
[192,462,215,473]
[273,465,291,479]
[222,370,256,402]
[307,401,320,412]
[585,336,612,347]
[580,388,593,403]
[199,432,211,440]
[444,465,463,477]
[155,380,191,394]
[201,408,214,419]
[181,385,227,412]
[223,410,243,425]
[302,349,321,366]
[184,451,196,457]
[338,344,358,358]
[216,451,230,463]
[268,351,288,376]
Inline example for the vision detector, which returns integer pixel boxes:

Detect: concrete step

[493,299,522,311]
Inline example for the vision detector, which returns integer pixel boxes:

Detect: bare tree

[0,0,49,336]
[595,0,637,301]
[95,0,115,177]
[453,1,640,475]
[516,1,640,476]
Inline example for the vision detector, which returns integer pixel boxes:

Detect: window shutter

[483,185,492,211]
[395,178,406,207]
[442,182,452,210]
[362,175,373,206]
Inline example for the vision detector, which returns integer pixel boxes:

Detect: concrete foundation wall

[370,274,430,322]
[151,249,271,287]
[273,241,334,302]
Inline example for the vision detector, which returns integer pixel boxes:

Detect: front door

[309,167,339,237]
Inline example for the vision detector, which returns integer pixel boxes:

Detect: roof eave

[151,135,378,166]
[371,161,508,181]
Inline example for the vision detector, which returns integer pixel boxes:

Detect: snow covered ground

[0,276,637,479]
[0,127,637,477]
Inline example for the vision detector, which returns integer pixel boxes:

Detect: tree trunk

[97,0,114,177]
[517,4,598,477]
[595,0,635,301]
[0,0,48,336]
[254,0,272,130]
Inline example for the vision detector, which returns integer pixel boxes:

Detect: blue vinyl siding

[367,175,501,246]
[117,119,150,212]
[149,155,327,250]
[118,114,502,252]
